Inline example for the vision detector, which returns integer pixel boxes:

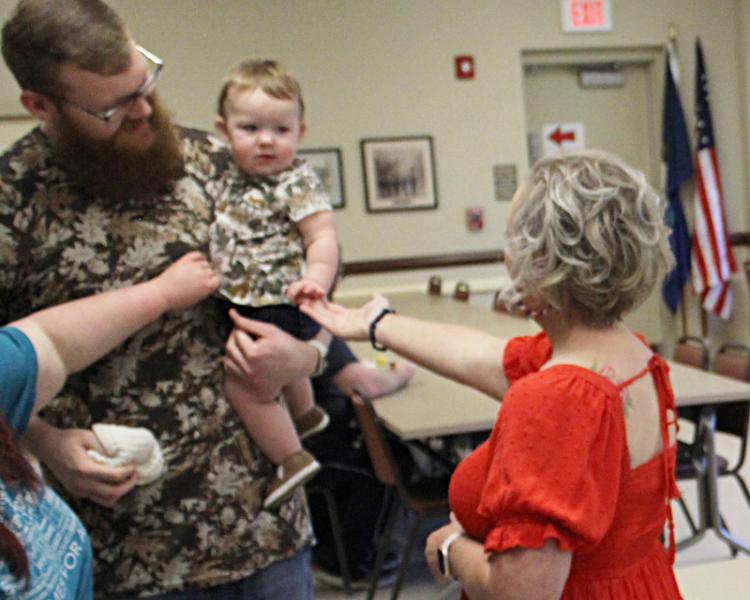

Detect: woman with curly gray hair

[302,150,682,599]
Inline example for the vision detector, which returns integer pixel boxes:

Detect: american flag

[691,39,737,320]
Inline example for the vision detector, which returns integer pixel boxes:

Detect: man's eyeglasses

[45,45,163,124]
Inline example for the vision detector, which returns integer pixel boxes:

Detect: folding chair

[307,469,354,594]
[427,275,442,296]
[672,335,710,535]
[673,334,710,370]
[453,281,470,302]
[351,393,450,600]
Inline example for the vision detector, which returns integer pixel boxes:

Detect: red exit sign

[561,0,612,32]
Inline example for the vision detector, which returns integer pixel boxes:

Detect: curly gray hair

[504,150,675,327]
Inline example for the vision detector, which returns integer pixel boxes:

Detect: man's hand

[224,309,317,399]
[152,251,220,311]
[29,423,137,507]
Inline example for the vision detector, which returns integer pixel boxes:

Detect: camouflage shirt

[209,159,332,306]
[0,127,314,597]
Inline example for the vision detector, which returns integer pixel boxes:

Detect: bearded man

[0,1,316,598]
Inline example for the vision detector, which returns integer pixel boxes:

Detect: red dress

[450,333,683,599]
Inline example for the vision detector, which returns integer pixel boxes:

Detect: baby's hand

[288,279,326,303]
[153,251,220,311]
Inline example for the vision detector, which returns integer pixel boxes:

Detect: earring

[513,299,552,319]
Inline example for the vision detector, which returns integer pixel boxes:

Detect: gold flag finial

[668,24,677,43]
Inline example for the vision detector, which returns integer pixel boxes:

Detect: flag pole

[673,23,684,337]
[680,288,688,335]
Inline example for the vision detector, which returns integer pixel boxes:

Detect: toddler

[210,60,338,509]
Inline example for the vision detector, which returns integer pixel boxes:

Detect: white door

[522,53,667,341]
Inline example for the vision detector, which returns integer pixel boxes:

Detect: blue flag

[661,45,694,313]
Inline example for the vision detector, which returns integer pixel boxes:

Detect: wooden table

[343,291,750,555]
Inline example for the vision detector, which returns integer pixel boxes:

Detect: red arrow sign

[549,126,576,146]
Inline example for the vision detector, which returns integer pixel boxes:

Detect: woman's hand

[300,293,390,341]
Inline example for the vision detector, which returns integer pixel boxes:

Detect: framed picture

[298,147,345,209]
[360,135,438,212]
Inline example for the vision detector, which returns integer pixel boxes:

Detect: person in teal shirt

[0,252,219,598]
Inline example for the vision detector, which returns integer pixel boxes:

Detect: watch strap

[438,531,463,579]
[306,339,328,377]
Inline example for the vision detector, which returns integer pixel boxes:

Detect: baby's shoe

[264,449,321,509]
[295,405,330,441]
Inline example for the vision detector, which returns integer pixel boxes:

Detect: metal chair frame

[351,393,449,600]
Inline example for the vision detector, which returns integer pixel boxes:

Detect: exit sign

[561,0,612,32]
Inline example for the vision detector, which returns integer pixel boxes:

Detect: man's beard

[54,95,184,205]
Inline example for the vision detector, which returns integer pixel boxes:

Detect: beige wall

[1,0,748,345]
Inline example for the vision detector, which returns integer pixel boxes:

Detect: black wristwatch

[437,531,463,579]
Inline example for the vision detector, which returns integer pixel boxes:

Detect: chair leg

[677,495,699,536]
[320,486,352,594]
[732,473,750,508]
[718,511,738,558]
[389,512,424,600]
[367,494,401,600]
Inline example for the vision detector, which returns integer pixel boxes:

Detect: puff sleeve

[503,332,552,382]
[477,368,628,554]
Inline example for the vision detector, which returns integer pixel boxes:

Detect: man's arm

[333,359,415,399]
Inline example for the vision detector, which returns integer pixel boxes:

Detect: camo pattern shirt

[209,159,332,307]
[0,127,314,598]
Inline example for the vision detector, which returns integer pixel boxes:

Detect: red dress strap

[613,356,679,564]
[615,363,651,392]
[648,355,680,564]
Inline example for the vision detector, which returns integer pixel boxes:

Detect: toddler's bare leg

[225,374,300,465]
[283,377,315,419]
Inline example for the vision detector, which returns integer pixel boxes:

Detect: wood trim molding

[343,249,505,275]
[342,232,749,277]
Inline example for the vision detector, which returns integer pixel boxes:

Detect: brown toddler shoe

[264,449,321,509]
[295,405,330,441]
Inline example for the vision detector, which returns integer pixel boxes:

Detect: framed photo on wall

[298,147,345,209]
[360,135,438,212]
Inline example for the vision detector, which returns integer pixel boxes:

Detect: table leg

[676,413,711,551]
[700,407,750,555]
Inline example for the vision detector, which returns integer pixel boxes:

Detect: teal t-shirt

[0,326,93,599]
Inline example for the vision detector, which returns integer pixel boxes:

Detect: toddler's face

[219,87,305,177]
